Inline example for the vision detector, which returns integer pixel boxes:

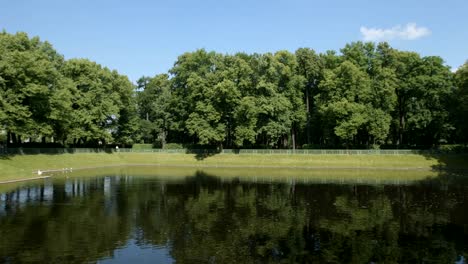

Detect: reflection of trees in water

[315,179,468,263]
[133,172,468,263]
[0,177,133,263]
[397,172,468,263]
[318,194,399,263]
[167,184,307,263]
[0,172,467,263]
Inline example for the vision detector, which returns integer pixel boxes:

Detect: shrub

[437,144,468,153]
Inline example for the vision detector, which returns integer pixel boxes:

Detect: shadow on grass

[185,149,221,160]
[0,154,11,160]
[184,148,245,160]
[419,149,468,172]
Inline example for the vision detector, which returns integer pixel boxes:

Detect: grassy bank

[0,152,467,182]
[54,166,440,184]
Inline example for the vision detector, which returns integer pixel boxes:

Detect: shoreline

[0,176,51,185]
[35,163,437,173]
[1,152,467,184]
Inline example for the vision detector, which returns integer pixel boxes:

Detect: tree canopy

[0,31,465,148]
[0,31,135,147]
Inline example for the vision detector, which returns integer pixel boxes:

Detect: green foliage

[0,30,464,149]
[233,96,258,146]
[437,144,468,153]
[0,130,6,143]
[317,60,373,144]
[453,61,468,143]
[136,74,172,146]
[0,31,64,140]
[0,31,136,147]
[61,59,120,143]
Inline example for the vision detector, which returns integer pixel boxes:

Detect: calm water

[0,168,467,263]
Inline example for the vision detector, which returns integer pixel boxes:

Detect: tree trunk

[11,132,17,145]
[291,125,296,150]
[160,130,167,148]
[227,116,232,148]
[397,94,405,147]
[305,86,311,145]
[399,114,405,147]
[6,131,11,146]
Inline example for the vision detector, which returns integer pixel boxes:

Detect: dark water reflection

[1,170,468,263]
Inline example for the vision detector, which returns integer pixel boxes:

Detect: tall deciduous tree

[317,61,372,146]
[274,51,306,149]
[137,74,173,146]
[0,31,67,145]
[248,53,294,148]
[295,48,322,145]
[407,56,453,145]
[112,71,139,146]
[169,49,219,145]
[61,59,126,145]
[453,61,468,144]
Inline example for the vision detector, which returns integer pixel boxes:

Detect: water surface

[1,167,467,263]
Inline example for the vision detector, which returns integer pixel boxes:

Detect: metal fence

[2,148,465,155]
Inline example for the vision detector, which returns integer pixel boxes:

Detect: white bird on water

[37,170,42,175]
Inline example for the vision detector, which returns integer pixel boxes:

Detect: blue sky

[2,0,467,82]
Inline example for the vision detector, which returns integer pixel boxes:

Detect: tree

[273,51,306,149]
[170,50,245,147]
[407,56,453,145]
[452,61,468,144]
[169,50,215,142]
[391,53,453,146]
[295,48,322,145]
[316,61,372,146]
[224,54,255,147]
[0,31,67,145]
[233,96,258,146]
[246,53,295,148]
[181,51,236,147]
[112,71,139,146]
[136,74,172,146]
[61,59,124,145]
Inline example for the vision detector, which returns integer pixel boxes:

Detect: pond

[0,167,467,263]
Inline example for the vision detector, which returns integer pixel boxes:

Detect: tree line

[1,31,467,149]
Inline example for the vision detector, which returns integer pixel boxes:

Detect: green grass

[0,152,466,183]
[51,166,439,184]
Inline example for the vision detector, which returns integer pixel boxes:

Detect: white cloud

[360,23,431,41]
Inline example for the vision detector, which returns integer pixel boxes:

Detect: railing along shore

[2,147,466,155]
